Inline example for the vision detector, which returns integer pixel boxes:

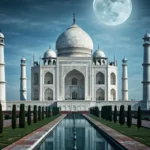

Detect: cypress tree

[127,105,132,128]
[113,105,117,123]
[137,106,142,129]
[109,106,112,121]
[38,106,41,121]
[27,105,31,125]
[19,104,25,128]
[49,107,51,117]
[119,105,125,126]
[0,104,3,134]
[33,105,37,123]
[12,104,16,130]
[46,107,48,118]
[42,107,44,120]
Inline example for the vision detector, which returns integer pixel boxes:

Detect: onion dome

[43,49,56,58]
[56,14,93,57]
[122,56,127,63]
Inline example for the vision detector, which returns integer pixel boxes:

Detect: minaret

[0,32,6,102]
[142,32,150,102]
[20,57,27,100]
[122,56,128,101]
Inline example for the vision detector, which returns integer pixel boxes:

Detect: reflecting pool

[36,114,122,150]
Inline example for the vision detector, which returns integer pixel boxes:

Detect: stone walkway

[84,115,150,150]
[2,115,66,150]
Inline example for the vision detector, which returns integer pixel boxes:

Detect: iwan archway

[65,69,85,100]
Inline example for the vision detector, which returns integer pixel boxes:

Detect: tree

[42,107,44,120]
[46,107,48,118]
[119,105,125,126]
[19,104,25,128]
[38,106,41,121]
[109,106,112,121]
[0,104,3,134]
[113,105,117,123]
[27,105,31,125]
[33,105,37,123]
[127,105,132,128]
[137,106,142,129]
[12,104,16,130]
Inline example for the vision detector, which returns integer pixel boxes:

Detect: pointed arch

[44,72,53,84]
[96,72,105,84]
[45,88,53,100]
[34,73,39,85]
[96,88,105,100]
[111,89,116,100]
[110,73,116,85]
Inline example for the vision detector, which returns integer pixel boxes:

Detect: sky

[0,0,149,100]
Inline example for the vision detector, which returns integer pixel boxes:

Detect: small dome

[0,32,4,38]
[93,49,105,58]
[144,32,150,38]
[56,23,93,57]
[21,57,26,61]
[44,49,56,58]
[122,56,127,63]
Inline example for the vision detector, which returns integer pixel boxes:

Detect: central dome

[56,23,93,57]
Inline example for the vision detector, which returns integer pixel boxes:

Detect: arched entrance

[65,69,84,100]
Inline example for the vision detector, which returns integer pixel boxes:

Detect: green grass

[0,115,60,149]
[89,114,150,147]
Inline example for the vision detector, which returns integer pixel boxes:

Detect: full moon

[93,0,132,26]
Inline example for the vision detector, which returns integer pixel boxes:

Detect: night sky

[0,0,150,100]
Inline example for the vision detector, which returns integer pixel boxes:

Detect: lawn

[89,114,150,147]
[0,114,60,149]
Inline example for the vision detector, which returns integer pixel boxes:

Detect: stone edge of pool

[2,115,66,150]
[84,115,150,150]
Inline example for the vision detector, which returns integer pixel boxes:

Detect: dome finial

[98,44,99,49]
[49,44,51,49]
[73,13,76,24]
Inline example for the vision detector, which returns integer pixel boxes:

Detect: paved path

[130,118,150,128]
[3,115,66,150]
[84,115,150,150]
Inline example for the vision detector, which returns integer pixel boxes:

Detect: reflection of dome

[144,33,150,38]
[93,49,105,58]
[0,32,4,38]
[56,23,93,57]
[44,49,56,58]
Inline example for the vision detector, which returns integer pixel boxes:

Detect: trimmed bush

[109,106,112,121]
[12,104,16,130]
[33,105,37,123]
[119,105,125,126]
[127,105,132,128]
[38,106,41,121]
[113,105,117,123]
[137,106,142,129]
[46,107,48,118]
[0,104,3,134]
[27,105,31,125]
[19,104,25,128]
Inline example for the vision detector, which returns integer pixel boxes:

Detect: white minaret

[142,32,150,102]
[122,56,128,101]
[20,57,27,100]
[0,32,6,102]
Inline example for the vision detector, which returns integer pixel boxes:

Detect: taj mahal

[0,16,150,112]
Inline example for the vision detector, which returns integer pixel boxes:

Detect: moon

[93,0,132,26]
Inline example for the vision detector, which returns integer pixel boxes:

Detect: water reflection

[37,115,115,150]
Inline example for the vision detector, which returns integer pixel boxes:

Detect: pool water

[36,114,122,150]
